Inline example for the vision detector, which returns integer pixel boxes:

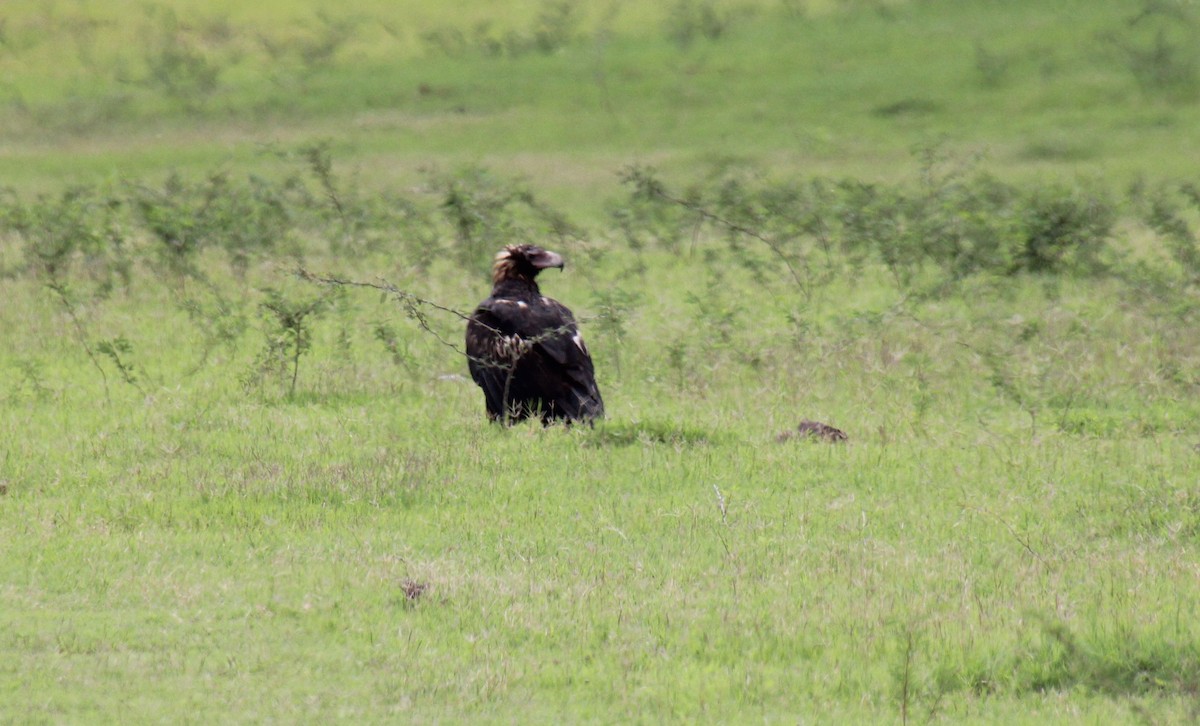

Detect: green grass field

[3,0,1200,722]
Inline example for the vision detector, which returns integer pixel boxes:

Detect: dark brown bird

[465,244,604,424]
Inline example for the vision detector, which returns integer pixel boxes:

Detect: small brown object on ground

[776,419,848,443]
[401,579,429,602]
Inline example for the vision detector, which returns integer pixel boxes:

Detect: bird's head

[492,244,565,284]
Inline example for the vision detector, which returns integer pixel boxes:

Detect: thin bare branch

[46,279,110,405]
[642,183,810,292]
[299,268,607,420]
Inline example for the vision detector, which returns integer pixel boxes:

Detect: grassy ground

[4,252,1199,722]
[3,0,1200,722]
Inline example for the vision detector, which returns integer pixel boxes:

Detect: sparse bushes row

[0,148,603,399]
[422,0,585,58]
[3,147,1198,405]
[3,148,1197,297]
[617,161,1128,284]
[0,146,583,286]
[419,0,745,58]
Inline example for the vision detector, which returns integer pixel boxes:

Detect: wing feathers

[466,293,603,424]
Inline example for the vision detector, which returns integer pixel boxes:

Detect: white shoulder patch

[572,332,588,354]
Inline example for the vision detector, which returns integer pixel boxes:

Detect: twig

[644,184,810,294]
[46,279,110,404]
[964,503,1048,566]
[299,269,605,419]
[304,143,349,231]
[298,269,472,356]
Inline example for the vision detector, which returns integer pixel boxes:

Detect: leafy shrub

[1104,4,1200,99]
[259,11,359,77]
[589,285,642,375]
[434,165,534,269]
[611,166,695,254]
[140,9,224,107]
[614,154,1127,290]
[130,174,211,276]
[204,174,301,272]
[275,142,441,262]
[1141,182,1200,282]
[421,0,582,58]
[973,41,1012,88]
[1014,184,1114,275]
[131,171,308,276]
[1,185,129,291]
[530,0,583,54]
[665,0,731,48]
[1151,184,1200,254]
[832,179,903,268]
[429,165,582,272]
[247,285,341,396]
[899,153,1020,280]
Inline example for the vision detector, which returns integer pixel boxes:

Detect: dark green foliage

[1,185,129,290]
[831,179,902,271]
[973,41,1012,88]
[297,141,347,233]
[130,173,224,277]
[177,286,248,370]
[96,337,140,389]
[131,170,303,277]
[612,166,694,254]
[1018,620,1200,698]
[200,173,301,272]
[618,154,1121,287]
[373,322,417,371]
[1015,184,1114,274]
[129,158,413,277]
[1103,1,1200,99]
[7,359,53,403]
[431,165,582,271]
[665,0,733,48]
[259,11,360,77]
[530,0,583,54]
[436,165,531,269]
[686,275,741,346]
[1142,182,1200,282]
[140,8,223,107]
[421,0,582,58]
[3,146,1197,417]
[418,26,471,57]
[589,285,641,375]
[287,141,440,262]
[900,150,1017,280]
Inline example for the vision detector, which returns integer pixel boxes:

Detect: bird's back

[466,290,603,424]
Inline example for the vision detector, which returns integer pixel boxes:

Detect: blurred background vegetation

[1,0,1197,209]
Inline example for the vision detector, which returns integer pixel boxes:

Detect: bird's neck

[492,277,540,299]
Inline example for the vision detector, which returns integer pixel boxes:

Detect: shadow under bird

[465,244,604,425]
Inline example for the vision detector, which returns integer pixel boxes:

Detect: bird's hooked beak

[531,249,565,271]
